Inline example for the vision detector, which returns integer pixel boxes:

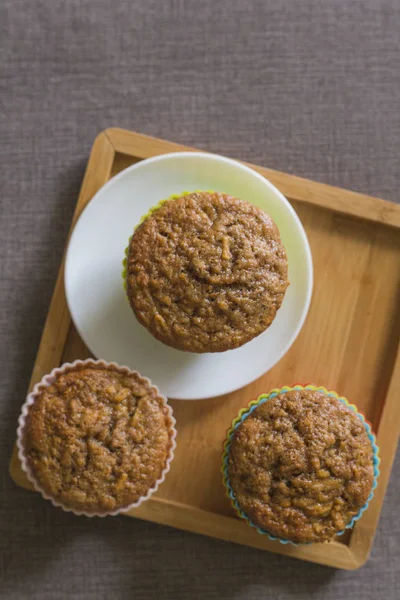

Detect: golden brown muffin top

[227,390,374,543]
[23,366,173,513]
[126,192,288,353]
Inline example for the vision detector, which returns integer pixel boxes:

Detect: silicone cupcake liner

[221,384,380,546]
[122,190,214,288]
[17,359,177,518]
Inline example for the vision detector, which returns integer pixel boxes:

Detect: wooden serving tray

[10,128,400,570]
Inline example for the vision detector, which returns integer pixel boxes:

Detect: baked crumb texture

[126,192,288,353]
[22,366,173,514]
[223,387,379,544]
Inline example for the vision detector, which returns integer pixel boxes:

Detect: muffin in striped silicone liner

[17,359,176,517]
[222,385,379,544]
[123,190,289,353]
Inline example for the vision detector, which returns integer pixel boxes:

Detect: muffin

[125,191,289,353]
[222,385,379,544]
[17,359,176,516]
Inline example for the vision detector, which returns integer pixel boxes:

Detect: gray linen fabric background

[1,1,399,598]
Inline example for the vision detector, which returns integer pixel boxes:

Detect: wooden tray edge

[348,344,400,564]
[104,127,400,229]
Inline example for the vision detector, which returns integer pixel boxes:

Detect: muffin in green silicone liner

[121,191,200,288]
[221,384,380,545]
[123,190,289,353]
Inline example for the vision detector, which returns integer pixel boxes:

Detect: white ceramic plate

[65,152,313,400]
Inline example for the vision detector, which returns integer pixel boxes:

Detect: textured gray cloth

[1,1,399,598]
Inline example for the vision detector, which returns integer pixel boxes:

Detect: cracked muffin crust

[126,192,288,353]
[21,365,174,514]
[227,389,375,543]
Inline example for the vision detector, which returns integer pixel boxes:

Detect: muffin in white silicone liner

[17,359,176,517]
